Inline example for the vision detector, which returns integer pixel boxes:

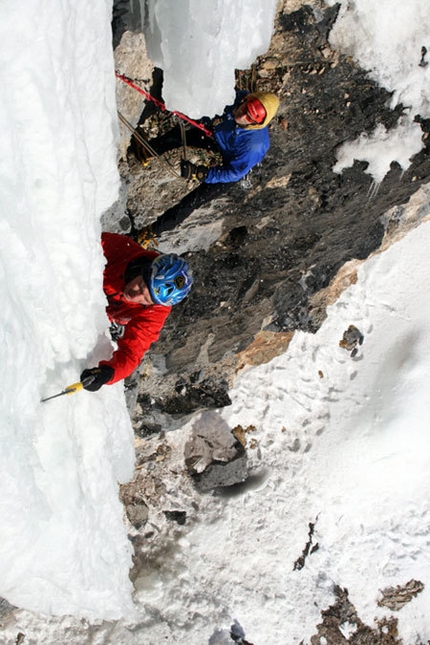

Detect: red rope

[115,72,213,138]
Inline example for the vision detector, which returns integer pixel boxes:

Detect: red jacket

[99,233,171,384]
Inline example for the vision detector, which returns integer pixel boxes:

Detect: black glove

[180,159,208,182]
[80,365,115,392]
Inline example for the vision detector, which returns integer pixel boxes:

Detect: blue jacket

[205,94,270,184]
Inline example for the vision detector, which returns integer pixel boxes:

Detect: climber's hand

[180,159,208,182]
[80,365,115,392]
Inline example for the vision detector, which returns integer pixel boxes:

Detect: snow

[333,117,425,185]
[327,0,430,182]
[1,0,430,643]
[0,0,135,621]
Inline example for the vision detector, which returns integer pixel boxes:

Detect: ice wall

[143,0,278,118]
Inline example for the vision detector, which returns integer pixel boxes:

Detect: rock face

[108,0,430,433]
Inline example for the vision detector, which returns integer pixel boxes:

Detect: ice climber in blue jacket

[132,90,279,243]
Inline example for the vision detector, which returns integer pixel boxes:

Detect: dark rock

[190,441,249,493]
[126,502,149,529]
[163,510,187,525]
[377,579,424,611]
[310,585,402,644]
[184,415,249,490]
[0,596,16,621]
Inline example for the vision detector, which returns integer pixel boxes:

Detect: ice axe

[41,376,95,403]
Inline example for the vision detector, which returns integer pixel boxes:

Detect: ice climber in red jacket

[80,232,193,391]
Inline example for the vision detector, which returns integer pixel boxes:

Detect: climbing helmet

[149,254,193,306]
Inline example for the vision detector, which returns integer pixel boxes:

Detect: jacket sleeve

[204,158,252,183]
[205,130,269,184]
[99,306,170,384]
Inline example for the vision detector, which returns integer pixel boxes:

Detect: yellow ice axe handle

[64,381,84,395]
[66,375,95,393]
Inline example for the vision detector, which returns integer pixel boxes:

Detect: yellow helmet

[244,92,279,130]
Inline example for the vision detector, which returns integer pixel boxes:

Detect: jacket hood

[244,92,279,130]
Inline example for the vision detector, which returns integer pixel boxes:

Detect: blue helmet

[149,254,193,306]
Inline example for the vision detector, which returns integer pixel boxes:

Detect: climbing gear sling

[118,110,181,179]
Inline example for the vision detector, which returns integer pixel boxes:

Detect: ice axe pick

[41,376,95,403]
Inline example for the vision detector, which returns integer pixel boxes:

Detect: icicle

[367,179,381,200]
